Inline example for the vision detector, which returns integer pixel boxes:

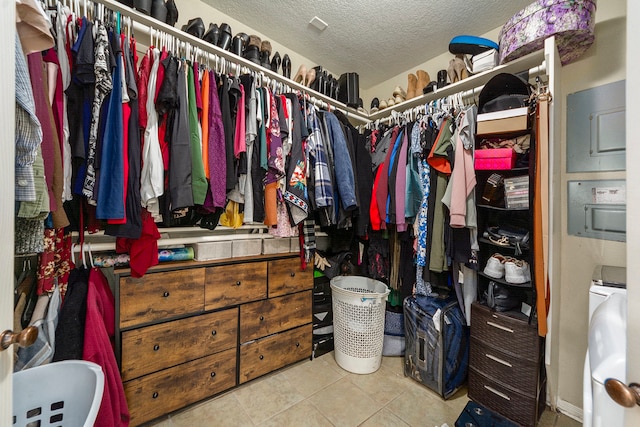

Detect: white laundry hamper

[330,276,390,374]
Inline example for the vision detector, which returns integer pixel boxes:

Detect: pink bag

[499,0,597,65]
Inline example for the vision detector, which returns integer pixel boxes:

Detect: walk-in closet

[3,0,638,426]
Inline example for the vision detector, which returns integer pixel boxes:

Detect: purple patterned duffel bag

[499,0,597,65]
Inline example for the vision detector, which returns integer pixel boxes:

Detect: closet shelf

[97,0,370,125]
[367,48,546,122]
[477,204,529,211]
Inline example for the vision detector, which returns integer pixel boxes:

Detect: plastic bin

[330,276,390,374]
[13,360,104,427]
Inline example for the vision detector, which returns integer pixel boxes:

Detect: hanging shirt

[207,70,227,208]
[187,64,207,205]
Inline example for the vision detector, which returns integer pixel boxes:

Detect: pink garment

[394,131,409,232]
[83,268,130,426]
[449,132,476,228]
[234,84,246,158]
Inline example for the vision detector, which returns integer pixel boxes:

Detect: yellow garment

[219,201,243,229]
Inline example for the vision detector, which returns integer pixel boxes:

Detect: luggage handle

[485,353,513,368]
[486,321,514,333]
[484,385,511,401]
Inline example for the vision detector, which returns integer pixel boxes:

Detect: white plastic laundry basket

[330,276,390,374]
[13,360,104,427]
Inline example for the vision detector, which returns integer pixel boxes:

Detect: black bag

[484,281,523,312]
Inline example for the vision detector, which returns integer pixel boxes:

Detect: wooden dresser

[468,302,545,427]
[114,254,313,426]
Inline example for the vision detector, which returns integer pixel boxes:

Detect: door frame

[0,1,17,424]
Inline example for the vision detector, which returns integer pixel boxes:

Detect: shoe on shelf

[406,73,418,99]
[281,54,291,78]
[244,35,261,65]
[370,97,379,113]
[202,23,220,45]
[293,64,307,85]
[306,68,317,88]
[416,69,430,94]
[182,17,205,39]
[165,0,178,26]
[260,41,272,70]
[387,97,395,107]
[379,99,388,110]
[394,95,404,105]
[392,85,406,100]
[271,52,281,74]
[231,33,248,57]
[504,259,531,284]
[483,253,508,279]
[217,23,233,50]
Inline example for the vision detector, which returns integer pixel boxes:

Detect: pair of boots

[130,0,178,26]
[406,70,430,99]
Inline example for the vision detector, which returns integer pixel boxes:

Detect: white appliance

[583,265,627,427]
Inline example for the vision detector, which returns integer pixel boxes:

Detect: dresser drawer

[119,269,205,329]
[204,262,267,310]
[240,290,312,343]
[469,337,540,398]
[468,367,545,427]
[267,258,313,298]
[239,324,312,384]
[470,303,540,361]
[124,348,236,426]
[121,308,238,381]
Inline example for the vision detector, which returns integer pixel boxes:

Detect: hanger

[87,243,95,268]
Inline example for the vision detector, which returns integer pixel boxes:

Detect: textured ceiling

[202,0,533,89]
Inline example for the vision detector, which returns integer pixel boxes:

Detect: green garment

[187,65,208,205]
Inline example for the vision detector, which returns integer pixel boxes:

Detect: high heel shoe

[293,64,307,85]
[306,68,316,87]
[282,54,291,79]
[447,58,458,83]
[270,52,281,74]
[454,55,469,81]
[202,23,220,45]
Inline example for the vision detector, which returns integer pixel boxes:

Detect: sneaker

[504,259,531,284]
[483,253,507,279]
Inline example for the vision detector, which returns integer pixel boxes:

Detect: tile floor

[148,351,581,427]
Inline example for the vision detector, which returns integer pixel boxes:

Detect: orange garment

[427,118,453,175]
[264,182,278,227]
[201,70,210,178]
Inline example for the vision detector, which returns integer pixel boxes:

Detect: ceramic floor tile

[258,400,333,427]
[280,354,345,397]
[538,409,558,427]
[318,351,351,377]
[169,393,254,427]
[233,371,305,425]
[359,408,411,427]
[386,385,462,427]
[380,355,405,373]
[442,386,469,414]
[347,362,412,406]
[309,376,384,426]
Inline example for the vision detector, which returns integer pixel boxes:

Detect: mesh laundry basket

[13,360,104,427]
[330,276,390,374]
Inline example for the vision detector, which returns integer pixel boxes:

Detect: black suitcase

[403,295,469,399]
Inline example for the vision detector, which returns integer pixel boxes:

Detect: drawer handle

[259,355,264,360]
[153,344,160,351]
[211,330,217,336]
[486,321,514,334]
[296,342,300,347]
[484,385,511,401]
[485,353,512,368]
[152,392,159,399]
[259,316,264,321]
[162,291,170,298]
[236,281,241,286]
[210,371,216,378]
[290,272,295,277]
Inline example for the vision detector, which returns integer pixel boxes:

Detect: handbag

[484,281,522,312]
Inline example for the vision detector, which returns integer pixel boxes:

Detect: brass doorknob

[605,378,640,407]
[0,326,38,351]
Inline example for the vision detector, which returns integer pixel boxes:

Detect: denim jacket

[324,112,357,210]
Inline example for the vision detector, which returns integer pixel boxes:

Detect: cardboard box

[289,237,299,253]
[192,241,232,261]
[262,238,291,254]
[476,107,529,136]
[232,239,263,258]
[474,148,516,170]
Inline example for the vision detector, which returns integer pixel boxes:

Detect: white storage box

[289,237,299,253]
[192,241,232,261]
[232,239,263,258]
[472,49,498,74]
[262,238,291,254]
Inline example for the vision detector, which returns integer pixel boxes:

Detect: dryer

[583,265,627,427]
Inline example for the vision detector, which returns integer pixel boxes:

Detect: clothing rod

[90,0,370,125]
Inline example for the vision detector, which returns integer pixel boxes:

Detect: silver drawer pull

[484,385,511,401]
[486,321,514,333]
[485,353,512,368]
